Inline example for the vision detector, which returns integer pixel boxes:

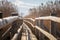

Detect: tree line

[25,0,60,18]
[0,0,18,16]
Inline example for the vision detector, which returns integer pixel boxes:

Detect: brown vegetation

[0,0,18,17]
[25,0,60,18]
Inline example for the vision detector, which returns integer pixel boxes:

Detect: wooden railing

[0,16,22,40]
[23,16,60,23]
[0,16,60,40]
[0,16,18,29]
[23,16,60,40]
[35,16,60,23]
[24,20,57,40]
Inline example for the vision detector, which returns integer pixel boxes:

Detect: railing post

[39,20,45,40]
[51,11,57,37]
[36,20,45,40]
[51,21,57,37]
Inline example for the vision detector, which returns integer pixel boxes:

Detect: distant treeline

[25,0,60,18]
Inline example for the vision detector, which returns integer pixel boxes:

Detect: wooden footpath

[21,23,37,40]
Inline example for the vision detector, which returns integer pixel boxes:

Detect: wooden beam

[35,16,60,23]
[24,20,57,40]
[11,25,23,40]
[0,16,18,29]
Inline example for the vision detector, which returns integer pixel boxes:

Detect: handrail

[0,16,18,29]
[35,16,60,23]
[0,16,20,40]
[35,26,57,40]
[23,18,35,22]
[24,20,57,40]
[23,16,60,23]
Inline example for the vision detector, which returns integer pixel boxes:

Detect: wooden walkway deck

[21,23,37,40]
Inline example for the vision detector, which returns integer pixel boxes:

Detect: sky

[8,0,55,16]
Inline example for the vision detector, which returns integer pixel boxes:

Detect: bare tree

[25,0,60,18]
[0,0,18,17]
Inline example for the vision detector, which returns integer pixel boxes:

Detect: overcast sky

[8,0,55,16]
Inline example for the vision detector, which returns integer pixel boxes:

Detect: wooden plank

[23,23,37,40]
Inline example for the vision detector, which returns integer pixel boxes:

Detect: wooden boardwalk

[21,23,37,40]
[0,16,60,40]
